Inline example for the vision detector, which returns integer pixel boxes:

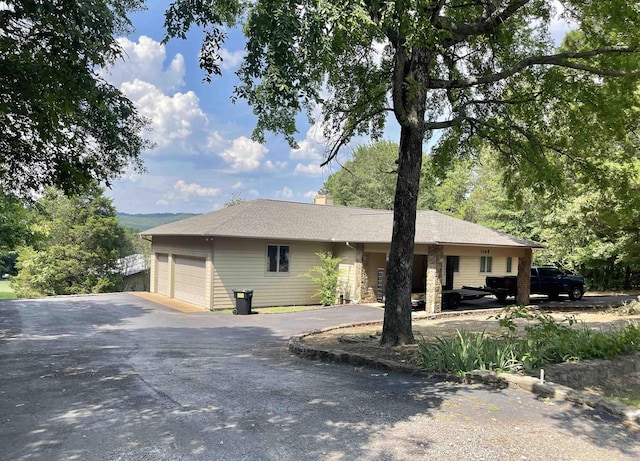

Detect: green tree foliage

[11,187,126,297]
[324,140,476,219]
[302,252,343,306]
[324,141,401,210]
[538,159,640,290]
[0,192,34,250]
[164,1,640,345]
[224,192,246,207]
[0,0,150,196]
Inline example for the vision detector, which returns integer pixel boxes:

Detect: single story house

[142,197,542,312]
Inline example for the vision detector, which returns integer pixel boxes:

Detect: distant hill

[117,212,199,231]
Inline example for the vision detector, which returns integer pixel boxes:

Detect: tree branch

[435,0,530,45]
[430,47,640,89]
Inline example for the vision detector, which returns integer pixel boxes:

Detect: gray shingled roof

[142,199,542,248]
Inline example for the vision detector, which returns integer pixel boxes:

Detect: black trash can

[233,290,254,315]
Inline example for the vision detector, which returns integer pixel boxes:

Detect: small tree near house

[302,252,343,306]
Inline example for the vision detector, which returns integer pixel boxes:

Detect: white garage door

[156,254,169,296]
[173,256,207,308]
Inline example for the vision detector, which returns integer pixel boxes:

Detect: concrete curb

[289,315,640,426]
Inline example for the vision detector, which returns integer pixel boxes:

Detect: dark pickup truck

[486,266,585,302]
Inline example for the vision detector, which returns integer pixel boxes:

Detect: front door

[445,256,459,291]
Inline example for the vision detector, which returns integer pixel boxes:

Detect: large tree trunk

[380,123,424,346]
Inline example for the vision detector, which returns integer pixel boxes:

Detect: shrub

[301,252,343,306]
[418,306,640,375]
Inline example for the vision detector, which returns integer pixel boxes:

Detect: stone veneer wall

[543,351,640,389]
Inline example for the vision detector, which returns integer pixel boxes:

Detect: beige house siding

[442,246,526,289]
[334,245,356,302]
[211,238,333,309]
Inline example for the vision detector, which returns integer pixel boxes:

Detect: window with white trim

[480,256,493,273]
[267,245,289,273]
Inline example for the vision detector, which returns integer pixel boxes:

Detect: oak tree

[164,1,640,345]
[0,0,150,196]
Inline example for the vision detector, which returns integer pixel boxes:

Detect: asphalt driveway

[1,294,639,460]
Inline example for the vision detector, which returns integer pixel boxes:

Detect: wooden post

[517,249,532,305]
[426,245,443,313]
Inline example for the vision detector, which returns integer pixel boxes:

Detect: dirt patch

[300,307,640,404]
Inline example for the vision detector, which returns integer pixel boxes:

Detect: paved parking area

[1,294,639,460]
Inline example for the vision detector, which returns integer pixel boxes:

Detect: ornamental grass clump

[418,330,524,375]
[418,306,640,375]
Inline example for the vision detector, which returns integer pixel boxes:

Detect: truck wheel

[496,293,508,303]
[569,286,584,301]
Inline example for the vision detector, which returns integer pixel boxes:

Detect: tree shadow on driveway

[1,294,639,460]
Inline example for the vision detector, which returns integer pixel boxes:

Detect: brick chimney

[314,189,334,205]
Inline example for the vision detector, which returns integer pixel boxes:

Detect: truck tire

[443,292,461,309]
[496,293,508,303]
[548,291,560,301]
[569,285,584,301]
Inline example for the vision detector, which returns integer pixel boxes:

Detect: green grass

[0,280,16,300]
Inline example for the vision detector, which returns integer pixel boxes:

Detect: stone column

[426,245,444,313]
[351,244,364,302]
[516,248,532,305]
[359,250,369,303]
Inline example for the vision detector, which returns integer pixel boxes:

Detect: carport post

[425,245,443,313]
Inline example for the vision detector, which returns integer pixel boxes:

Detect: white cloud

[276,186,294,199]
[220,48,246,70]
[219,136,268,171]
[206,131,226,151]
[264,160,288,172]
[173,180,221,197]
[156,199,169,206]
[248,189,260,197]
[294,163,325,177]
[290,122,326,161]
[303,190,317,200]
[120,79,211,154]
[231,181,244,189]
[103,36,185,93]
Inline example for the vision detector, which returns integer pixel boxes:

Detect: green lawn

[0,280,16,300]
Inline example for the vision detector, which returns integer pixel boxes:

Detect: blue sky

[103,2,355,214]
[103,2,572,214]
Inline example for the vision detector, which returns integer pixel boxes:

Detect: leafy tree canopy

[11,186,127,297]
[0,192,34,250]
[164,0,640,345]
[324,141,400,210]
[0,0,150,196]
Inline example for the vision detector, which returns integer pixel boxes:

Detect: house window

[480,256,493,273]
[267,245,289,273]
[506,257,513,273]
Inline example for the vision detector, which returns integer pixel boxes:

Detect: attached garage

[156,254,169,296]
[173,256,207,308]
